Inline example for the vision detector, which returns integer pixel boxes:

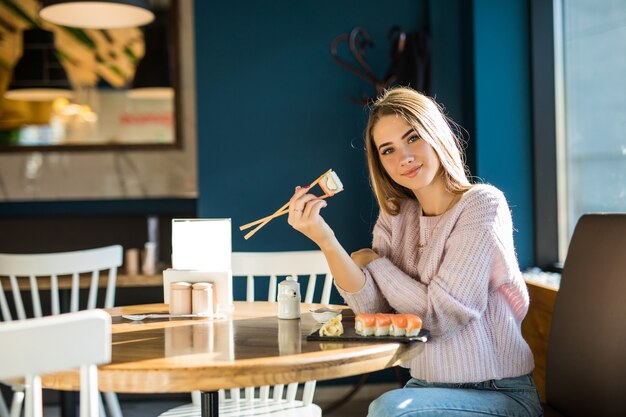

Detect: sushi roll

[355,313,376,336]
[390,314,408,336]
[374,313,392,336]
[405,314,423,337]
[319,171,344,196]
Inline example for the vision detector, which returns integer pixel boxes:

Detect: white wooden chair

[160,250,335,417]
[0,309,111,417]
[0,245,123,417]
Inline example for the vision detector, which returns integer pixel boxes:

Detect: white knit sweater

[337,184,535,383]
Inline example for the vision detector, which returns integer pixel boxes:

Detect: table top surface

[41,302,425,393]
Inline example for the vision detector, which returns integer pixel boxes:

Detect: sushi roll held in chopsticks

[240,169,344,240]
[319,170,344,196]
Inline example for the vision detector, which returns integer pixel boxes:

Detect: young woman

[288,87,542,416]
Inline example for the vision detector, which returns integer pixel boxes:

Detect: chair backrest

[0,309,111,417]
[231,250,334,304]
[0,245,123,321]
[545,214,626,416]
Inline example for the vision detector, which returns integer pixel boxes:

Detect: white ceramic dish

[310,308,342,323]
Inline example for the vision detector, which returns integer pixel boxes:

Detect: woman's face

[372,114,443,194]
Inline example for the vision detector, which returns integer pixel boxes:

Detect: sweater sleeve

[364,191,508,339]
[335,270,392,314]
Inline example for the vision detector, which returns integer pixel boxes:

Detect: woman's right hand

[289,186,368,294]
[288,186,335,248]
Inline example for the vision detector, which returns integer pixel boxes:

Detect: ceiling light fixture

[39,0,154,29]
[5,28,74,102]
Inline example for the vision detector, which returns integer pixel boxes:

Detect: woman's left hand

[350,248,380,267]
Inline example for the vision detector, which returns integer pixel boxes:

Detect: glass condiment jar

[169,281,192,314]
[192,282,213,315]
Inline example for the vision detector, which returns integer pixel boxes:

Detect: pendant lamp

[39,0,154,29]
[5,28,73,101]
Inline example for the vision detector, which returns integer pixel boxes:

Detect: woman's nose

[399,145,415,165]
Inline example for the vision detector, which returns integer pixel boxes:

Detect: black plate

[306,315,429,343]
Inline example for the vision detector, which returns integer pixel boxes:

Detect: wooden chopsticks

[239,194,331,231]
[240,169,332,240]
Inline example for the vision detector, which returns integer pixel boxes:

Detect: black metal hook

[330,31,376,86]
[330,28,388,104]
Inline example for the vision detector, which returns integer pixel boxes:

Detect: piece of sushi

[319,170,344,196]
[390,314,408,336]
[374,313,392,336]
[405,314,423,337]
[355,313,376,336]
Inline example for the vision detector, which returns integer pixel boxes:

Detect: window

[554,0,626,260]
[531,0,626,268]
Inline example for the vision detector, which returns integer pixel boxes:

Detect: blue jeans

[368,373,543,417]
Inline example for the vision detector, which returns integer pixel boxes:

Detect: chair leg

[191,390,201,406]
[102,392,123,417]
[9,390,24,417]
[0,392,9,417]
[98,393,107,417]
[302,381,316,406]
[244,387,254,404]
[272,385,284,401]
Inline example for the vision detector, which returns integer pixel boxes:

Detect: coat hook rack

[330,25,431,105]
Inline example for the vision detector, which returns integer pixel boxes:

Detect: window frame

[530,0,560,270]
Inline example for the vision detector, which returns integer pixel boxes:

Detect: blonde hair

[365,87,473,215]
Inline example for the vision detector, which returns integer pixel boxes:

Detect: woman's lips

[402,165,421,178]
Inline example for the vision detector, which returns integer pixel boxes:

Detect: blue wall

[472,0,534,268]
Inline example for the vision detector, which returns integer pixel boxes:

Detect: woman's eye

[381,148,394,155]
[408,135,420,143]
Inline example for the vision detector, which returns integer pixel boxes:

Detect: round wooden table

[42,302,426,416]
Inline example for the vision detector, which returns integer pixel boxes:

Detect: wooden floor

[42,383,396,417]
